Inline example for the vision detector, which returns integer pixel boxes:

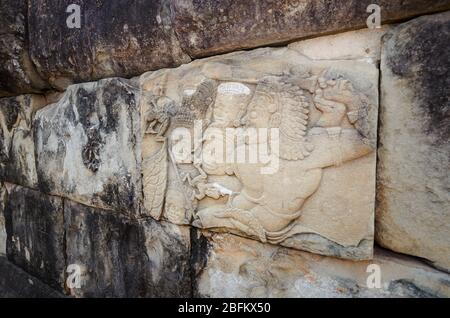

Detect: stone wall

[0,1,449,297]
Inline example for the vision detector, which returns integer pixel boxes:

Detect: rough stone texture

[0,256,66,298]
[288,26,390,62]
[6,0,446,91]
[0,183,5,255]
[196,232,450,298]
[139,32,379,260]
[172,0,450,57]
[3,184,66,292]
[64,199,192,297]
[0,94,47,188]
[34,78,142,214]
[377,12,450,272]
[28,0,190,90]
[0,0,48,97]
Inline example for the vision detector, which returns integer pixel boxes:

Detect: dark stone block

[383,11,450,145]
[0,0,48,97]
[172,0,450,57]
[28,0,190,90]
[64,199,192,297]
[4,185,66,292]
[0,256,66,298]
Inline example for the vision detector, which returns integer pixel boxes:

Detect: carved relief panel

[139,47,378,260]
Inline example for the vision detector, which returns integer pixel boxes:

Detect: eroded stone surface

[0,183,6,255]
[0,0,48,97]
[29,0,190,90]
[18,0,450,90]
[139,37,379,260]
[0,94,47,188]
[196,232,450,298]
[172,0,450,57]
[34,78,142,214]
[377,12,450,272]
[3,184,66,291]
[64,200,192,297]
[288,27,391,62]
[0,256,66,298]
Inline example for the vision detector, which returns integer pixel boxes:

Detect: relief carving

[194,74,372,244]
[140,51,378,259]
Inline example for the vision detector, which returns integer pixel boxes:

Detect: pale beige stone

[288,26,391,62]
[377,12,450,272]
[197,232,450,298]
[139,38,379,260]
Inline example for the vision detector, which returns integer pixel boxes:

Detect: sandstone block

[0,256,66,298]
[172,0,450,57]
[0,0,48,97]
[64,199,192,297]
[22,1,450,90]
[0,183,5,255]
[34,78,142,214]
[196,232,450,297]
[139,34,379,260]
[28,0,190,90]
[3,184,66,291]
[0,94,47,188]
[377,12,450,272]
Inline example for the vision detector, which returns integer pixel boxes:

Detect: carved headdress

[253,76,314,160]
[173,79,217,126]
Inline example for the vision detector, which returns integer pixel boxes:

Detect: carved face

[211,83,251,127]
[246,91,276,128]
[212,94,245,127]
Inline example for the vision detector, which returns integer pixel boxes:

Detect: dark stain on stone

[101,79,137,134]
[63,94,76,123]
[75,87,97,130]
[82,129,103,173]
[97,175,135,213]
[0,99,19,161]
[388,279,438,298]
[189,227,210,297]
[386,14,450,145]
[1,98,20,130]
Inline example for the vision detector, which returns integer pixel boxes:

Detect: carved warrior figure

[143,79,217,219]
[193,74,373,243]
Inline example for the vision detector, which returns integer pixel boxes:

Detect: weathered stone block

[0,0,48,97]
[64,199,192,297]
[0,183,6,255]
[3,184,66,291]
[196,232,450,297]
[28,0,190,90]
[0,94,47,188]
[139,32,379,260]
[377,12,450,272]
[172,0,450,57]
[22,0,450,89]
[0,256,66,298]
[288,27,390,62]
[34,78,142,214]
